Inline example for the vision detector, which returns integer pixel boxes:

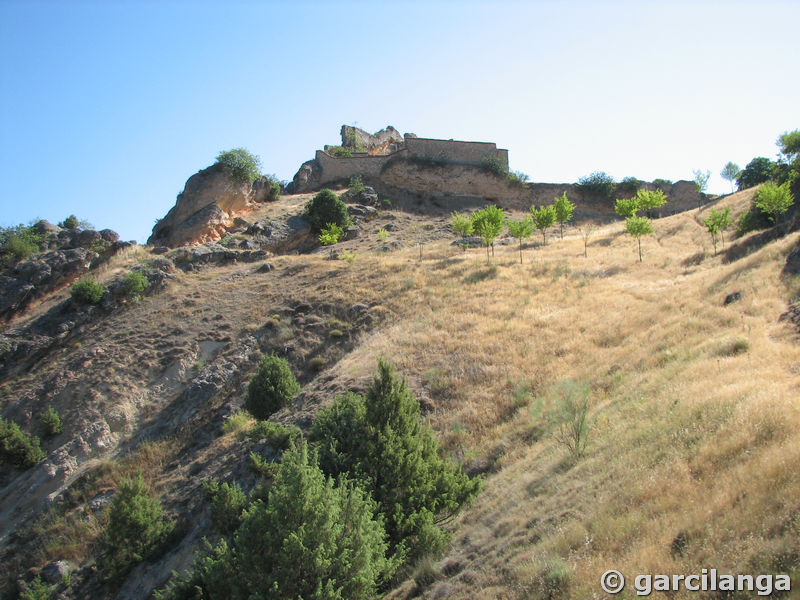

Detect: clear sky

[1,0,798,243]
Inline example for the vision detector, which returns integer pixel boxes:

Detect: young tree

[580,224,596,258]
[693,169,711,193]
[709,206,731,249]
[624,215,654,262]
[449,212,473,238]
[471,205,505,262]
[553,192,575,239]
[506,216,535,263]
[755,181,795,224]
[720,162,741,193]
[634,188,668,217]
[530,204,556,245]
[614,197,639,218]
[704,215,720,256]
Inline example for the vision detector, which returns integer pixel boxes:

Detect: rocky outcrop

[148,164,278,248]
[0,223,126,322]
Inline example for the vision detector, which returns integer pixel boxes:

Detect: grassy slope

[2,187,799,599]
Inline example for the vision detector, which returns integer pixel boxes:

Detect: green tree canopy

[736,157,775,190]
[232,441,395,600]
[506,216,535,263]
[693,169,711,192]
[634,188,668,215]
[530,204,556,245]
[309,360,480,562]
[471,205,505,262]
[624,215,654,262]
[614,197,639,218]
[777,129,800,162]
[449,212,473,238]
[575,171,616,203]
[754,181,795,224]
[215,148,262,184]
[720,162,741,193]
[553,192,575,239]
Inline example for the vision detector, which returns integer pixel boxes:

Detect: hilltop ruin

[289,125,509,194]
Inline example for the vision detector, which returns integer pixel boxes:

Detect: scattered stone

[256,262,274,273]
[40,561,74,584]
[151,246,170,255]
[724,291,742,305]
[384,222,398,231]
[450,236,483,248]
[349,303,370,315]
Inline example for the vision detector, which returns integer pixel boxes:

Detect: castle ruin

[290,125,509,193]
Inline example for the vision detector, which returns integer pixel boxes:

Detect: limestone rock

[149,163,270,247]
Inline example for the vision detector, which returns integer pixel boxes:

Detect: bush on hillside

[0,417,46,469]
[0,224,43,266]
[245,354,300,419]
[309,360,481,562]
[122,271,150,301]
[103,474,174,582]
[326,145,354,158]
[575,171,616,203]
[157,442,395,600]
[202,479,247,535]
[736,157,775,190]
[40,406,62,438]
[215,148,262,184]
[70,278,105,305]
[304,189,351,232]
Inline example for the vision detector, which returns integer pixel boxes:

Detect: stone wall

[404,136,509,170]
[313,148,406,185]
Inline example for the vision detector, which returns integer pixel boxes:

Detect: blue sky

[1,0,798,243]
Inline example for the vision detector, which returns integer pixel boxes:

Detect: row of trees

[451,193,576,264]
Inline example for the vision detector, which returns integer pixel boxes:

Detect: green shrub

[378,228,389,243]
[319,222,344,245]
[575,171,616,203]
[70,278,105,305]
[263,174,281,202]
[40,406,62,438]
[349,174,365,194]
[755,181,795,223]
[482,154,508,177]
[247,420,301,450]
[0,417,46,469]
[507,170,530,187]
[304,189,351,232]
[103,473,174,581]
[202,479,247,535]
[450,212,473,238]
[215,148,262,184]
[326,145,353,157]
[617,176,640,195]
[309,361,481,562]
[59,214,80,229]
[735,206,772,235]
[160,442,395,600]
[19,576,51,600]
[245,354,300,419]
[222,410,251,436]
[122,271,150,301]
[652,178,672,189]
[308,356,327,372]
[0,224,43,265]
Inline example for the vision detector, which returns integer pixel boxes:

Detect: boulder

[148,163,268,247]
[32,220,62,237]
[40,560,74,584]
[0,276,35,320]
[99,229,119,243]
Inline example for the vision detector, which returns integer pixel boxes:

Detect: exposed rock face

[340,124,405,155]
[148,164,276,248]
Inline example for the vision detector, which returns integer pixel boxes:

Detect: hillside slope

[1,188,799,599]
